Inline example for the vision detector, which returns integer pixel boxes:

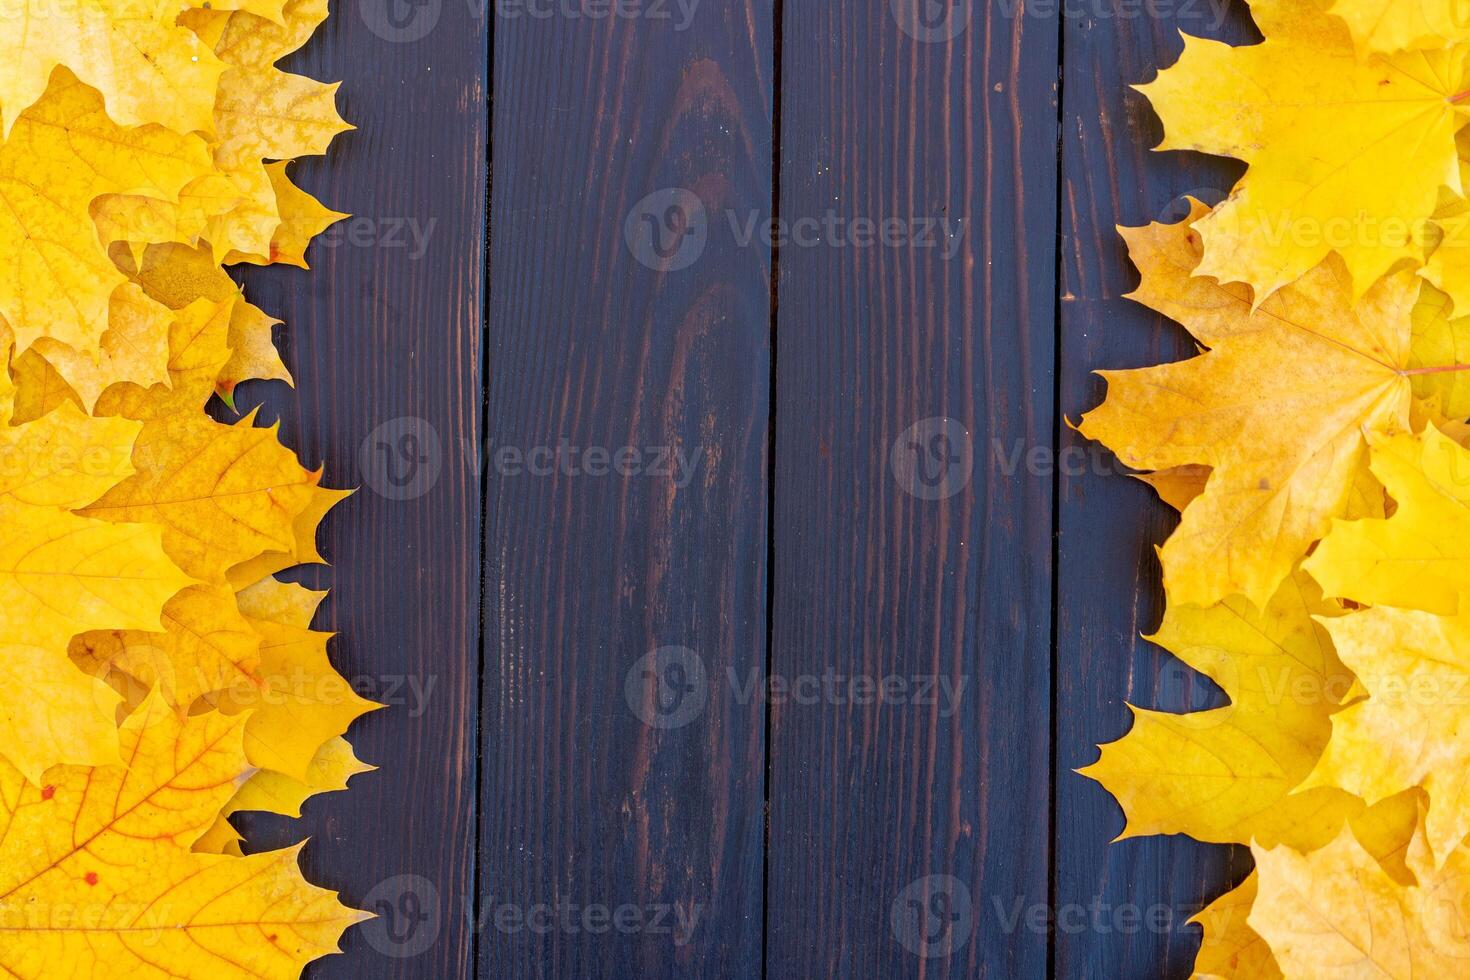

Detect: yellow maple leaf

[1329,0,1470,53]
[0,405,192,779]
[0,1,224,134]
[226,160,347,268]
[124,242,292,396]
[196,736,373,855]
[78,411,322,582]
[1250,815,1470,976]
[0,501,190,655]
[1306,424,1470,614]
[0,71,213,359]
[71,582,262,709]
[1191,874,1282,980]
[1138,18,1469,298]
[0,694,365,977]
[5,347,82,424]
[181,0,328,70]
[178,0,350,263]
[1190,791,1423,978]
[1407,283,1470,418]
[219,577,379,782]
[1301,604,1470,863]
[1082,211,1438,607]
[92,296,239,419]
[227,483,350,588]
[1082,568,1360,849]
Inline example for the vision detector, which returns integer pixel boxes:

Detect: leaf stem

[1401,363,1470,376]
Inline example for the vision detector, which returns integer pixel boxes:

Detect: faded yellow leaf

[1083,216,1428,607]
[1407,282,1470,418]
[196,735,373,855]
[180,0,349,262]
[1329,0,1470,52]
[1251,817,1470,977]
[1191,874,1283,980]
[125,242,292,395]
[71,582,261,709]
[0,0,224,134]
[1303,604,1470,863]
[226,160,347,268]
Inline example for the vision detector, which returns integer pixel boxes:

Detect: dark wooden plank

[765,5,1058,977]
[230,2,487,977]
[1053,3,1260,977]
[482,4,774,978]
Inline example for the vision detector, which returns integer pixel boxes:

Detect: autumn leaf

[1082,568,1360,850]
[1251,815,1470,977]
[0,491,191,780]
[1306,424,1470,615]
[0,0,225,134]
[71,583,262,710]
[179,0,350,262]
[78,411,324,582]
[196,736,373,856]
[219,577,380,783]
[0,496,191,661]
[0,370,197,780]
[0,693,365,977]
[1407,283,1470,417]
[1082,208,1440,607]
[1191,791,1423,978]
[0,70,213,360]
[1137,17,1469,298]
[1191,874,1282,980]
[122,242,292,398]
[228,161,348,269]
[1329,0,1470,53]
[1301,604,1470,863]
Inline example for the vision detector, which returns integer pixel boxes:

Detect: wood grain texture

[228,2,487,978]
[765,4,1058,977]
[195,1,1314,976]
[1053,3,1259,977]
[482,3,774,977]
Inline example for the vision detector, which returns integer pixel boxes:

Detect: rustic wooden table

[233,0,1267,976]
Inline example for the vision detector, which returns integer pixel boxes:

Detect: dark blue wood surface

[223,0,1274,976]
